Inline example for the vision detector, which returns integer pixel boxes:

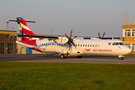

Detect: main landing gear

[60,54,82,59]
[60,54,66,59]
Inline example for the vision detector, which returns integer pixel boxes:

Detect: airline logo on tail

[17,17,35,40]
[9,17,42,52]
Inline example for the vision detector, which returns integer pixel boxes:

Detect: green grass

[0,62,135,90]
[125,55,135,58]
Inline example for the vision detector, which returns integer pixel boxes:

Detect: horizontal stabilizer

[9,20,36,23]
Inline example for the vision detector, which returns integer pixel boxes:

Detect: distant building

[0,30,17,54]
[122,19,135,54]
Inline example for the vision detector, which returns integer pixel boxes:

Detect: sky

[0,0,135,37]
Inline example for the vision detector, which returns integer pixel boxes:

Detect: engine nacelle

[53,37,68,44]
[69,50,83,56]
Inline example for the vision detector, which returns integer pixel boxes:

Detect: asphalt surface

[0,54,135,64]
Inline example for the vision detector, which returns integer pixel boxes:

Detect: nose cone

[124,47,131,54]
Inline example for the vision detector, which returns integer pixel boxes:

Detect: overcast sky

[0,0,135,37]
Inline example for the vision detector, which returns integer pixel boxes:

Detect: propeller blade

[64,33,68,38]
[73,36,78,40]
[64,29,77,51]
[72,42,76,47]
[98,31,101,38]
[102,31,106,38]
[70,29,73,37]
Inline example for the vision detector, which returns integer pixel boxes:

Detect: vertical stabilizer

[17,17,36,40]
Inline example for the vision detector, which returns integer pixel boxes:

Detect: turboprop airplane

[9,17,131,60]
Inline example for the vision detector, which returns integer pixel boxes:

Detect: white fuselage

[23,38,131,56]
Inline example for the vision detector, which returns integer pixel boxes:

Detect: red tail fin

[17,17,35,40]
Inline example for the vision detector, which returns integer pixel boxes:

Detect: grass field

[125,55,135,58]
[0,62,135,90]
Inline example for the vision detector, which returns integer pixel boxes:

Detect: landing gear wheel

[76,56,82,58]
[119,57,124,60]
[60,54,66,59]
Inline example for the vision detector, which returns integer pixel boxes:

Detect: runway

[0,54,135,64]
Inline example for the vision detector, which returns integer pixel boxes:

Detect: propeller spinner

[64,29,77,50]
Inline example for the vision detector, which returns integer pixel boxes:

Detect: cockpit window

[115,42,119,45]
[112,43,115,45]
[112,42,124,45]
[119,42,124,45]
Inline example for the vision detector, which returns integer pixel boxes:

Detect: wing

[18,35,58,39]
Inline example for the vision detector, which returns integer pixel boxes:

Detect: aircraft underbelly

[42,46,67,53]
[84,51,113,55]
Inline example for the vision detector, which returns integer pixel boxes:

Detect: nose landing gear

[118,55,124,60]
[119,57,124,60]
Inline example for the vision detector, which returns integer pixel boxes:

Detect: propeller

[64,29,77,50]
[98,31,106,39]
